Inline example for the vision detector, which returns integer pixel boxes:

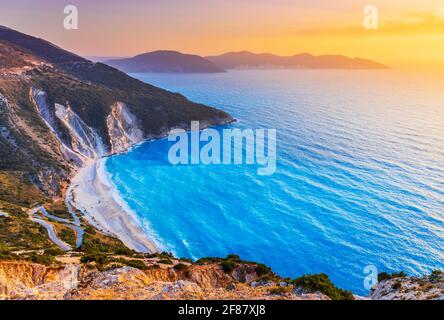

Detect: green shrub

[431,270,442,276]
[292,273,354,300]
[114,247,136,256]
[0,246,16,260]
[257,273,283,284]
[44,248,64,256]
[84,225,96,235]
[79,230,131,255]
[173,263,188,272]
[226,254,241,262]
[269,286,290,295]
[80,253,109,265]
[392,280,402,290]
[58,228,76,247]
[378,271,406,282]
[158,258,174,265]
[116,258,147,270]
[23,252,56,265]
[255,263,272,277]
[221,260,237,273]
[159,252,174,259]
[430,270,443,281]
[195,257,224,264]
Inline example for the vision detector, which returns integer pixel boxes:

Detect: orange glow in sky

[1,0,444,69]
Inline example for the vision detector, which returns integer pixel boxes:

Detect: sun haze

[1,0,443,69]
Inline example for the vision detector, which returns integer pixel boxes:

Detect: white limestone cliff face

[107,102,144,154]
[30,88,145,165]
[30,88,89,166]
[29,88,56,128]
[54,103,107,159]
[30,88,145,167]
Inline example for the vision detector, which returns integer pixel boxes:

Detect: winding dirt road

[28,206,84,251]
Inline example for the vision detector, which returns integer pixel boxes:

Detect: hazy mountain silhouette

[105,51,225,73]
[206,51,389,70]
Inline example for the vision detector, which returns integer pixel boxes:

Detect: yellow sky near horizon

[1,0,444,69]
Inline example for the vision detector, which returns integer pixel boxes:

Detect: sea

[104,70,444,294]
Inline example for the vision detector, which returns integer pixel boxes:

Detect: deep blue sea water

[106,70,444,294]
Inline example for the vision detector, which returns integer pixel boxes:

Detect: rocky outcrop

[0,261,80,300]
[368,272,444,300]
[107,102,144,154]
[0,260,327,300]
[1,259,442,300]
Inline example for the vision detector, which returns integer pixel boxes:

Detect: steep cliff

[107,102,144,154]
[0,259,329,300]
[368,272,444,300]
[29,87,105,166]
[0,26,233,208]
[1,258,441,300]
[0,261,79,299]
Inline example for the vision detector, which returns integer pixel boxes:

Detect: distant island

[205,51,389,70]
[104,50,389,73]
[104,50,225,73]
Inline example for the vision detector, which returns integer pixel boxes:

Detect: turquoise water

[106,70,444,294]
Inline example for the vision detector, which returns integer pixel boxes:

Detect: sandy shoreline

[67,158,158,253]
[65,121,236,254]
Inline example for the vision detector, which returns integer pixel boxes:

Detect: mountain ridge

[105,50,225,73]
[205,50,389,70]
[104,49,388,73]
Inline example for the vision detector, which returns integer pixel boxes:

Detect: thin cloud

[291,12,444,37]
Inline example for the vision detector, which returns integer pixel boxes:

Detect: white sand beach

[68,159,158,253]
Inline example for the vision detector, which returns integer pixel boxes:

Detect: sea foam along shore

[68,157,159,253]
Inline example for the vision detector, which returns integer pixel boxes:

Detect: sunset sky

[1,0,444,69]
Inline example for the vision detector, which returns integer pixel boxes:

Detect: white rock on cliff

[30,87,107,166]
[55,103,107,159]
[107,102,144,154]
